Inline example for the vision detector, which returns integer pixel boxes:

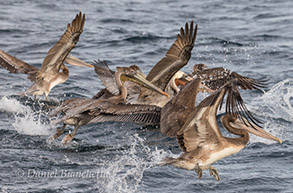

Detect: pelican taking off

[160,77,282,181]
[90,21,197,107]
[49,61,168,144]
[0,12,93,99]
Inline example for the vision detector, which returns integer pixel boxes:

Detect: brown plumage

[160,77,281,181]
[160,78,201,137]
[133,21,198,107]
[48,63,166,144]
[146,21,197,91]
[192,64,268,91]
[0,12,91,99]
[91,22,197,107]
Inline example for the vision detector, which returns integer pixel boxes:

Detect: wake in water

[0,96,52,136]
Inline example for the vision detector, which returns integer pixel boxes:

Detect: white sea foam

[0,96,52,136]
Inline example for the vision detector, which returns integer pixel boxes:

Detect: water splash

[0,96,51,136]
[248,79,293,143]
[95,134,169,193]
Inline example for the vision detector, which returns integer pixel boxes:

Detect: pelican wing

[48,98,87,117]
[197,67,268,91]
[177,78,261,152]
[93,60,120,95]
[0,50,39,81]
[160,78,201,137]
[89,104,161,124]
[146,21,197,90]
[92,88,115,99]
[50,98,97,125]
[39,12,85,76]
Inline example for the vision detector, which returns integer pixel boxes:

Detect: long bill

[65,54,93,68]
[125,72,169,97]
[231,120,282,143]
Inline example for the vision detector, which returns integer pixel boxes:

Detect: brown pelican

[160,77,282,181]
[90,21,197,107]
[191,63,268,92]
[0,12,93,99]
[135,21,197,107]
[48,62,168,144]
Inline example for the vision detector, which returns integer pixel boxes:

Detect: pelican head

[117,67,169,97]
[169,71,193,93]
[228,116,282,143]
[193,63,207,75]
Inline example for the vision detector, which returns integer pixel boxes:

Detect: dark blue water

[0,0,292,192]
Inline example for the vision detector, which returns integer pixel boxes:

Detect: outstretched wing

[89,103,161,124]
[195,66,268,91]
[0,50,39,81]
[177,78,262,152]
[146,21,197,90]
[48,98,88,117]
[40,12,85,76]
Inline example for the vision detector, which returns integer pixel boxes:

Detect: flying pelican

[160,77,282,181]
[191,63,268,92]
[88,21,197,107]
[92,62,192,101]
[48,61,168,144]
[0,12,93,100]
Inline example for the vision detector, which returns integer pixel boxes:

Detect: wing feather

[146,21,197,90]
[177,78,262,152]
[40,12,85,75]
[0,50,39,81]
[196,67,268,91]
[89,104,161,124]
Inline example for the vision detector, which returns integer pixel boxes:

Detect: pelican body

[49,62,167,144]
[89,21,197,107]
[161,77,282,181]
[0,12,93,99]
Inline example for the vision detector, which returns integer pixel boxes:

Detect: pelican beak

[174,73,193,86]
[232,119,282,143]
[65,55,93,68]
[125,72,169,97]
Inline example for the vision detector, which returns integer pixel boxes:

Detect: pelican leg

[48,123,67,143]
[195,165,203,179]
[209,165,220,181]
[61,123,81,144]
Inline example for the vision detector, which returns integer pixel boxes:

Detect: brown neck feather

[114,71,127,102]
[60,64,69,79]
[221,115,249,146]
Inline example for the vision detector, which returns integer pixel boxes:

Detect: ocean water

[0,0,292,192]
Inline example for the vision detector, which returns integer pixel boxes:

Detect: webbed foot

[209,165,220,181]
[61,133,75,144]
[48,127,65,143]
[195,165,203,179]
